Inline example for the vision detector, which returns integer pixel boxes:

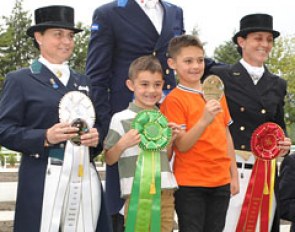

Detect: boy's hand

[120,129,141,149]
[105,129,141,165]
[230,175,240,196]
[202,99,222,125]
[168,122,181,142]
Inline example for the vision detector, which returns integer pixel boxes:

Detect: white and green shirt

[104,102,177,198]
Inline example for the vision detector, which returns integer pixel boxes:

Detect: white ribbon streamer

[40,143,101,232]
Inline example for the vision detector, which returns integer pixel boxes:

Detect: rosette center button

[144,122,162,140]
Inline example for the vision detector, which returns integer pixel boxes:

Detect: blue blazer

[0,60,112,232]
[86,0,184,215]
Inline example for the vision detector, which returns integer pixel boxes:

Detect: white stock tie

[248,68,264,85]
[145,0,158,9]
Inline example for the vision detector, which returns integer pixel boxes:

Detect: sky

[1,0,294,56]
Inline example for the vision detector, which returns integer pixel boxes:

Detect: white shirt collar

[240,59,265,85]
[135,0,163,34]
[135,0,159,9]
[39,56,70,86]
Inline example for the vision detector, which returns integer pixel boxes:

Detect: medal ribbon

[125,110,171,232]
[236,123,284,232]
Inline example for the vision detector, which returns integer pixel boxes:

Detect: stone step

[0,183,17,202]
[0,220,13,232]
[0,171,18,183]
[0,202,15,211]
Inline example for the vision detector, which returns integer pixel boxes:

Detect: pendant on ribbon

[236,122,284,232]
[125,110,172,232]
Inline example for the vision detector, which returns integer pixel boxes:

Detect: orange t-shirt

[161,85,232,187]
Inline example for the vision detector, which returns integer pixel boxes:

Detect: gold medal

[203,75,224,101]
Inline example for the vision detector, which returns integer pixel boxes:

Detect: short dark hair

[235,34,247,56]
[128,55,163,80]
[31,29,47,50]
[168,34,204,58]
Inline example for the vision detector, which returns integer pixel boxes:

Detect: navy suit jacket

[86,0,184,215]
[0,60,111,232]
[211,63,287,151]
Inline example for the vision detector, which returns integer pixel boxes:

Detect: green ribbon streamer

[150,151,161,232]
[125,152,143,231]
[125,110,171,232]
[135,151,153,232]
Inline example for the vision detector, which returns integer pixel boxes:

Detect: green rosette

[126,110,172,232]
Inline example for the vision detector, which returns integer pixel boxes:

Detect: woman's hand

[80,128,99,147]
[278,137,292,157]
[46,122,78,145]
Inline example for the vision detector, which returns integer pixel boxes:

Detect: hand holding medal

[202,75,224,124]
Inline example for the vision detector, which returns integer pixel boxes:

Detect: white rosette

[59,91,95,129]
[41,91,100,232]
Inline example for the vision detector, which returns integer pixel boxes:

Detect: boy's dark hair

[168,34,204,58]
[128,55,163,80]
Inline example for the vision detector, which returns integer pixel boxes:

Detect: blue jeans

[175,184,230,232]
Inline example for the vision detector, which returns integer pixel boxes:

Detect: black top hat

[233,13,280,44]
[27,5,83,38]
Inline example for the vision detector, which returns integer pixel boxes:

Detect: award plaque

[203,75,224,101]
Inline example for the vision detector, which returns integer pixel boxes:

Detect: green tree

[0,0,36,77]
[191,24,200,36]
[69,22,91,74]
[213,40,240,64]
[0,0,37,91]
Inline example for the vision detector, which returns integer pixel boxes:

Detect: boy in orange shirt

[160,34,239,232]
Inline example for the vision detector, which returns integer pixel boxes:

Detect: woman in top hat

[0,5,112,232]
[209,13,291,231]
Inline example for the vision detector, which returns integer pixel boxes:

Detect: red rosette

[250,122,285,160]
